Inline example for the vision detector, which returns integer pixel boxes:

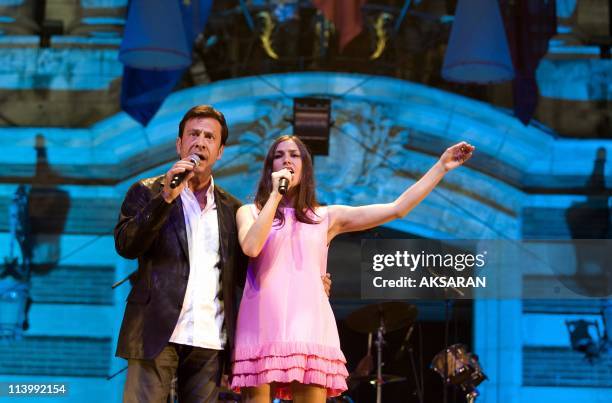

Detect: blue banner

[120,0,213,126]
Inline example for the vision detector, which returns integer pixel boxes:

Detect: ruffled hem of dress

[231,342,348,399]
[233,353,349,377]
[233,341,347,362]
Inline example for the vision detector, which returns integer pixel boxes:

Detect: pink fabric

[231,206,348,399]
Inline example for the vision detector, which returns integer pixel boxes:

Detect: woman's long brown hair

[254,135,320,226]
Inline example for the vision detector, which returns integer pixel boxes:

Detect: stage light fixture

[565,319,603,362]
[292,97,332,156]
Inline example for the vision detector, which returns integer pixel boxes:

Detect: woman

[231,135,474,402]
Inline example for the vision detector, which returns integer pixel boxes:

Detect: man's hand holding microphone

[162,154,200,203]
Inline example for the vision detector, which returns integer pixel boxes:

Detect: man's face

[176,117,224,176]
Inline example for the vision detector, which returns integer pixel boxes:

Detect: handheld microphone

[394,324,415,360]
[170,154,200,189]
[278,178,289,195]
[278,169,293,195]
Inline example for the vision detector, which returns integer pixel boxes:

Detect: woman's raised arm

[327,142,474,241]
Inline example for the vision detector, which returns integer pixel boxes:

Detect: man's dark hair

[178,105,229,145]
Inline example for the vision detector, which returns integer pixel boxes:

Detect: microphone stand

[395,324,424,403]
[106,366,127,380]
[112,270,136,289]
[442,289,463,403]
[443,298,453,403]
[407,336,424,403]
[426,266,464,403]
[374,314,386,403]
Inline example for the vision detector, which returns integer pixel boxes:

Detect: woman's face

[272,139,303,188]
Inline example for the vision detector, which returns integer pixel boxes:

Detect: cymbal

[350,373,408,385]
[345,301,417,334]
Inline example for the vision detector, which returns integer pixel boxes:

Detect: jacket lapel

[155,178,188,263]
[215,187,231,266]
[171,196,189,263]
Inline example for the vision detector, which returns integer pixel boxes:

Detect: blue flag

[120,0,213,126]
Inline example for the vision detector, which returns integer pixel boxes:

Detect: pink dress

[231,206,348,399]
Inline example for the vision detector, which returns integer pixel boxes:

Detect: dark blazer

[114,175,247,362]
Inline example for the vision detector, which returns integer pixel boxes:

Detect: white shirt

[169,177,225,350]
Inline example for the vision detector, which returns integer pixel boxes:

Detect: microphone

[278,178,289,195]
[394,324,415,360]
[278,169,293,195]
[170,154,200,189]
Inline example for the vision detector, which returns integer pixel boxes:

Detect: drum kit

[344,301,486,403]
[430,344,486,403]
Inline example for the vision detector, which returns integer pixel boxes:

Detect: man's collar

[187,175,214,195]
[206,176,215,200]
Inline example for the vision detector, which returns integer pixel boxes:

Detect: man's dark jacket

[114,175,247,362]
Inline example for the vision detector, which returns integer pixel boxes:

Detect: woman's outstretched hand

[439,141,475,171]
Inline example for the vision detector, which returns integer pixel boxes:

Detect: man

[115,105,247,403]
